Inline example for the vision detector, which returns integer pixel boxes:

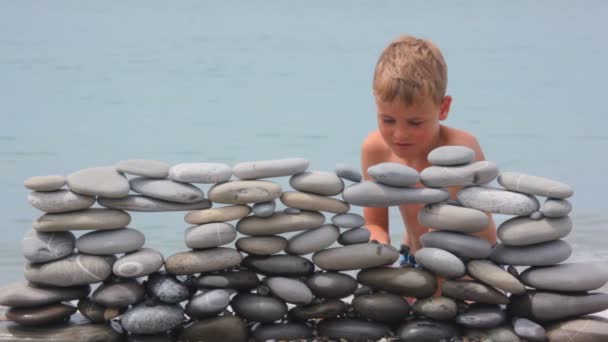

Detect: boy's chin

[391,145,422,158]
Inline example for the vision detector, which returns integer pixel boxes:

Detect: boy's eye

[409,120,423,126]
[382,118,396,124]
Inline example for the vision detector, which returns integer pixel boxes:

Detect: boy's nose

[394,127,410,140]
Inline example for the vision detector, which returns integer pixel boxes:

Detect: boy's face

[376,95,451,159]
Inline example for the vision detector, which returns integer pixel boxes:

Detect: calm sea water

[0,1,607,284]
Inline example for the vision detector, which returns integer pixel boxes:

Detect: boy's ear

[438,96,452,121]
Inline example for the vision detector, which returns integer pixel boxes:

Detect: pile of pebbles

[0,148,607,342]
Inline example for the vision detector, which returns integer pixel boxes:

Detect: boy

[361,35,497,266]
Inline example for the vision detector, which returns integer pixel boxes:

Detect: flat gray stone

[120,303,184,334]
[252,201,275,217]
[265,277,314,304]
[184,204,250,225]
[76,228,145,255]
[456,304,506,329]
[24,175,66,192]
[67,166,129,198]
[418,203,489,233]
[130,177,204,204]
[335,163,362,182]
[442,280,509,304]
[357,267,437,298]
[285,224,339,255]
[508,291,608,322]
[520,262,608,292]
[99,195,211,212]
[236,210,325,236]
[342,181,449,207]
[185,289,231,319]
[116,159,170,178]
[467,260,526,295]
[165,248,242,275]
[185,222,237,249]
[396,319,460,341]
[312,243,399,271]
[25,254,115,287]
[457,186,540,215]
[177,315,248,342]
[242,255,314,277]
[317,319,391,341]
[412,296,458,320]
[231,293,287,322]
[193,270,259,291]
[252,323,313,342]
[168,162,232,183]
[498,216,572,246]
[21,229,75,263]
[232,158,309,180]
[428,145,476,166]
[28,190,95,213]
[6,303,77,326]
[352,292,410,324]
[92,280,144,307]
[331,213,365,228]
[491,240,572,266]
[290,171,344,196]
[542,198,572,217]
[421,161,499,188]
[289,299,347,320]
[513,318,546,342]
[34,208,131,232]
[338,227,370,245]
[498,171,574,199]
[420,231,493,259]
[415,247,466,279]
[306,272,358,299]
[113,248,164,279]
[208,180,281,204]
[281,191,350,214]
[367,162,420,187]
[145,272,191,303]
[0,282,89,308]
[545,316,608,342]
[235,236,287,255]
[0,315,123,341]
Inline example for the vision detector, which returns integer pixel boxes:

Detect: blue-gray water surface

[1,1,607,284]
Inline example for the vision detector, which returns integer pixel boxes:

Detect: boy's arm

[361,133,390,244]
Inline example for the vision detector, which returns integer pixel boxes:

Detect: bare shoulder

[441,126,486,160]
[361,130,390,175]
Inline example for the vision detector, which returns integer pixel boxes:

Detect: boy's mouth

[394,142,413,147]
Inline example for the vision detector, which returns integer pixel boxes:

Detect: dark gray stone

[456,304,506,329]
[230,294,287,322]
[235,236,287,255]
[513,318,546,342]
[395,319,460,341]
[194,270,259,291]
[352,292,410,324]
[338,227,370,245]
[442,280,509,305]
[252,322,313,342]
[242,255,314,277]
[307,272,358,299]
[508,291,608,322]
[289,299,347,320]
[357,267,437,298]
[185,289,231,319]
[120,303,184,334]
[317,319,391,342]
[92,279,145,308]
[145,272,192,303]
[265,277,314,304]
[412,296,458,320]
[178,315,248,342]
[6,303,77,326]
[0,282,89,308]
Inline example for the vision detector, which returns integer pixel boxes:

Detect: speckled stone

[421,161,499,188]
[168,162,232,183]
[457,186,540,216]
[285,224,339,255]
[335,163,362,182]
[233,158,309,179]
[367,162,420,187]
[331,213,365,228]
[427,145,476,166]
[28,190,95,213]
[490,240,572,266]
[418,203,489,233]
[395,319,460,341]
[317,319,391,341]
[513,318,546,342]
[342,181,449,207]
[113,248,164,278]
[33,208,131,232]
[25,254,115,287]
[415,247,466,279]
[442,280,509,305]
[498,216,572,246]
[99,195,211,212]
[185,204,250,224]
[178,315,248,342]
[24,175,66,192]
[545,316,608,342]
[357,267,437,298]
[467,260,526,295]
[420,231,492,260]
[242,255,315,277]
[456,304,506,329]
[67,166,130,198]
[193,270,259,291]
[252,201,275,217]
[313,243,399,271]
[290,171,344,196]
[235,236,287,255]
[542,198,573,217]
[116,159,170,178]
[508,291,608,322]
[252,323,313,342]
[6,303,77,326]
[412,296,458,320]
[76,227,145,255]
[0,282,89,308]
[352,292,410,324]
[145,272,192,303]
[338,227,370,245]
[520,262,608,292]
[231,294,287,322]
[165,248,243,275]
[306,272,358,299]
[265,277,314,304]
[498,171,574,199]
[237,210,325,236]
[120,303,185,334]
[289,299,347,320]
[21,229,75,263]
[130,177,204,204]
[92,280,145,307]
[185,289,231,319]
[185,222,237,249]
[280,191,350,214]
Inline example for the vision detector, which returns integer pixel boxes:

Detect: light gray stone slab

[28,190,95,213]
[490,240,572,266]
[498,171,574,199]
[331,213,365,228]
[25,254,115,287]
[208,180,281,204]
[233,158,309,180]
[427,145,476,166]
[498,216,572,246]
[165,248,242,275]
[421,161,498,188]
[342,181,449,207]
[21,229,75,263]
[367,162,420,187]
[24,175,66,192]
[99,195,211,212]
[0,282,89,308]
[236,210,325,236]
[520,262,608,292]
[67,166,129,198]
[418,203,489,233]
[420,231,493,260]
[467,260,526,295]
[338,227,370,245]
[335,163,362,182]
[542,198,572,217]
[290,171,344,196]
[168,162,232,183]
[113,248,164,279]
[184,222,237,249]
[130,177,204,204]
[415,247,466,279]
[115,159,170,178]
[33,208,131,232]
[281,191,350,214]
[457,186,540,216]
[76,228,145,255]
[508,291,608,322]
[235,236,287,255]
[312,243,399,271]
[285,224,339,255]
[184,204,250,224]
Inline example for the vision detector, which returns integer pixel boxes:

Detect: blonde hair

[373,35,447,105]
